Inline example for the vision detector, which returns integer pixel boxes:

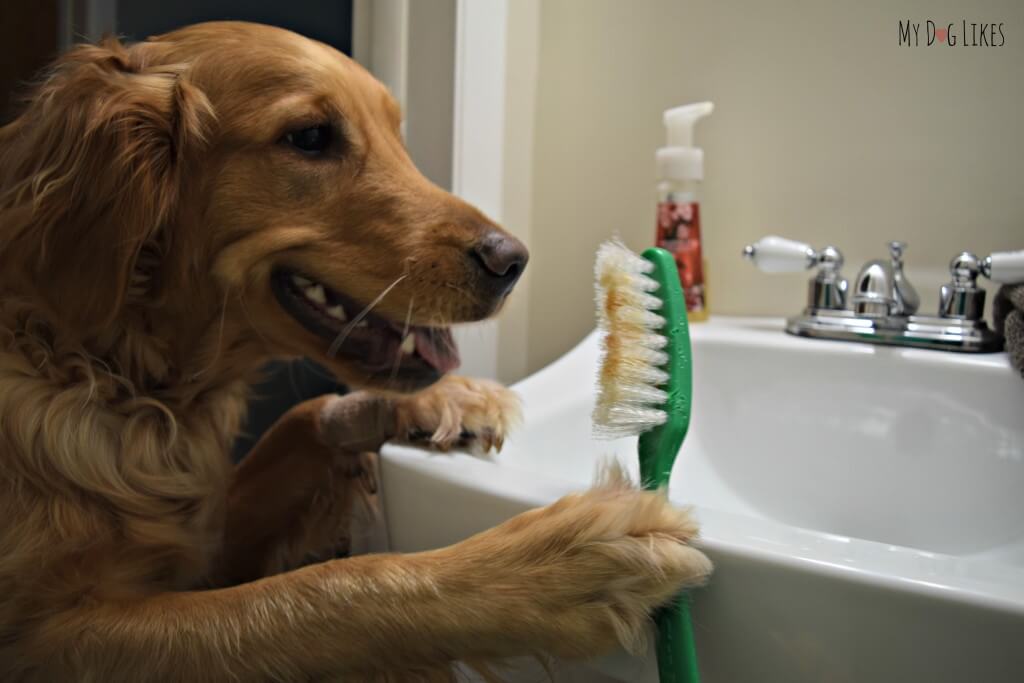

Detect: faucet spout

[852,260,895,318]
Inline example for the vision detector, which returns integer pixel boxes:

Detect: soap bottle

[655,101,713,321]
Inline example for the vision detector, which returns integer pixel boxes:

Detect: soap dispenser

[655,101,713,321]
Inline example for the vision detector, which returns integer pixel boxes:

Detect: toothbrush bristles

[593,239,670,438]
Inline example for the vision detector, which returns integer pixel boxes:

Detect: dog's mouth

[271,270,460,384]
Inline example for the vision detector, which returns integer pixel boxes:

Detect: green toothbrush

[593,240,699,683]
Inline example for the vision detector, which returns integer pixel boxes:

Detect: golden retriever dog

[0,22,710,681]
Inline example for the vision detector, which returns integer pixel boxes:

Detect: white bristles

[593,239,669,438]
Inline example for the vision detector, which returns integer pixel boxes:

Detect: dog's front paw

[392,374,521,453]
[461,465,712,657]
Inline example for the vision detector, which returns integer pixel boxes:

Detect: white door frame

[360,0,538,382]
[448,0,509,380]
[450,0,538,382]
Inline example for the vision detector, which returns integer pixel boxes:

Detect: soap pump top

[657,101,714,182]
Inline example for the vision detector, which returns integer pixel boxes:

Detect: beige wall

[523,0,1024,374]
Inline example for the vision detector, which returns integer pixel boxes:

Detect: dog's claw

[392,375,521,457]
[483,428,499,454]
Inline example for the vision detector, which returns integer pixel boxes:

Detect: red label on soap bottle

[655,201,705,314]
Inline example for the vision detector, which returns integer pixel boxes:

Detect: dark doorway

[1,0,60,121]
[116,0,353,55]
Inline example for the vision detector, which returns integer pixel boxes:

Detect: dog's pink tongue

[414,328,460,373]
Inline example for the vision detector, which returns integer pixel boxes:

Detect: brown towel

[994,284,1024,378]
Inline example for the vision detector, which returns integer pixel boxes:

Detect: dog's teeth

[305,284,326,304]
[355,321,369,328]
[327,305,347,321]
[292,275,312,287]
[400,335,415,354]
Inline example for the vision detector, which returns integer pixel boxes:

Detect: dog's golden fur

[0,22,710,681]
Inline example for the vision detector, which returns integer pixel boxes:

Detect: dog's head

[0,22,526,392]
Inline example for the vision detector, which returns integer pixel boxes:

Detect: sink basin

[380,317,1024,682]
[502,318,1024,556]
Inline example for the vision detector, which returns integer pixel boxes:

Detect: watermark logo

[898,20,1005,47]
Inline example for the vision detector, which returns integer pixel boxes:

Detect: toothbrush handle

[637,246,699,683]
[654,594,700,683]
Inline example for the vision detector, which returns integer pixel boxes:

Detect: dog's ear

[0,38,215,334]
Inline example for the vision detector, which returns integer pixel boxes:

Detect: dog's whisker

[387,296,415,387]
[327,274,407,358]
[401,297,414,338]
[236,288,332,394]
[238,290,274,349]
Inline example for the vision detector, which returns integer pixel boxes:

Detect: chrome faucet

[849,241,920,317]
[742,236,1024,352]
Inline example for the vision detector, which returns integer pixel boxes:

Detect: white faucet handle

[982,250,1024,284]
[742,236,816,273]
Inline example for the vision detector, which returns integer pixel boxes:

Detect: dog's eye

[283,125,332,154]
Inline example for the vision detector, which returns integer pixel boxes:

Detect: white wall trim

[58,0,118,49]
[351,0,373,67]
[450,0,539,382]
[366,0,410,113]
[496,0,539,382]
[450,0,509,380]
[449,0,509,380]
[404,0,456,189]
[452,0,508,222]
[357,0,539,382]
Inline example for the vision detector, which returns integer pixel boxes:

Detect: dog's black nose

[471,231,529,290]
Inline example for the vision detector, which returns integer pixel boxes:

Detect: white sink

[381,317,1024,682]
